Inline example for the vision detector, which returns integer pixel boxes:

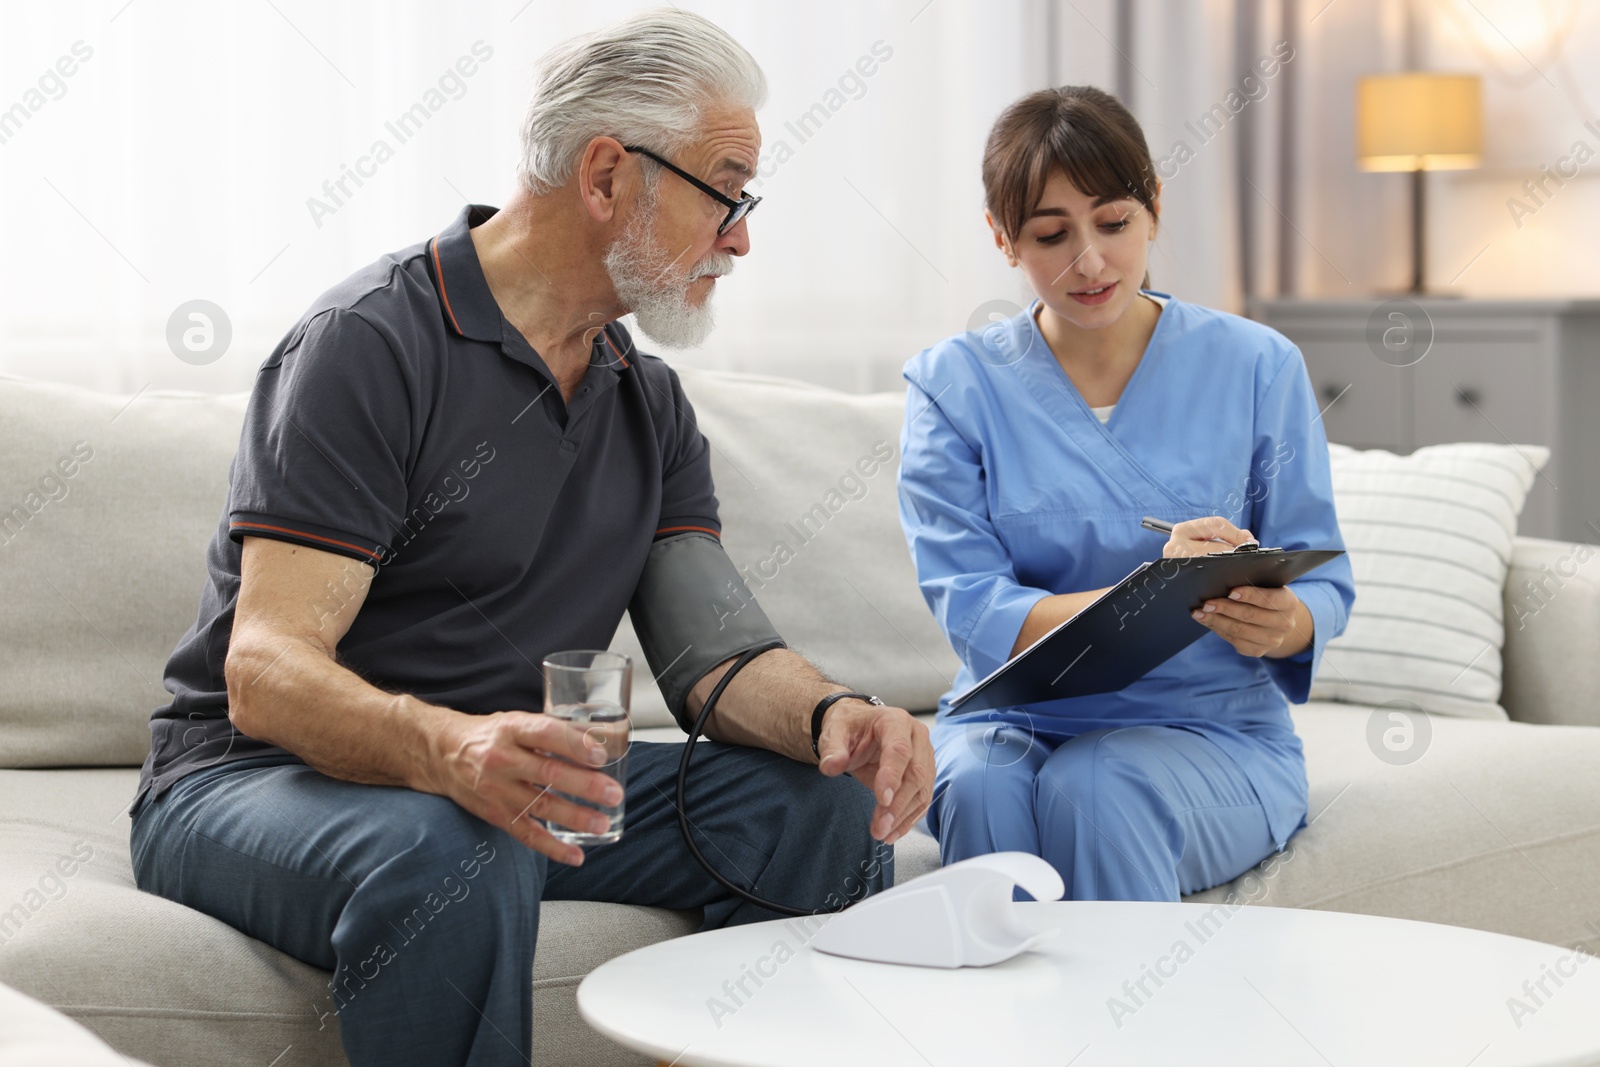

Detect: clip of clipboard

[949,546,1345,714]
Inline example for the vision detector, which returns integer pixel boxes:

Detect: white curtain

[0,0,1257,398]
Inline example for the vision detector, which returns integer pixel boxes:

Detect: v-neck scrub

[897,291,1355,854]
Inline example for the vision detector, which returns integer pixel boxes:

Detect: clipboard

[949,547,1345,714]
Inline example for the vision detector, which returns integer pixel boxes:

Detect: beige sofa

[2,368,1597,1067]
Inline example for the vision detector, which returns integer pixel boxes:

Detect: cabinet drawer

[1412,328,1555,449]
[1294,341,1408,451]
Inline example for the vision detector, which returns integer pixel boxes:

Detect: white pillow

[1309,442,1550,720]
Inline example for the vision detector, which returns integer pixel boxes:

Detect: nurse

[897,85,1356,901]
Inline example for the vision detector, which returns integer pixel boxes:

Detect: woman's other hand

[1193,585,1315,659]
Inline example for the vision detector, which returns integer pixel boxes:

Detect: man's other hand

[816,702,934,845]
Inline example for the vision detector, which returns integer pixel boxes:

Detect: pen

[1140,516,1260,551]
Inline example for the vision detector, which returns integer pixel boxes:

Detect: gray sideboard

[1251,298,1600,542]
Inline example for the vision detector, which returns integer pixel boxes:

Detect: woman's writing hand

[1161,516,1256,558]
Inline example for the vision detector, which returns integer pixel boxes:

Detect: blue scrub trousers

[926,721,1298,901]
[129,740,889,1067]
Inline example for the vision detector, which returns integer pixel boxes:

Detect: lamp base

[1410,169,1426,295]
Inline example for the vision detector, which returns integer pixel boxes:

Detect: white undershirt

[1086,291,1169,424]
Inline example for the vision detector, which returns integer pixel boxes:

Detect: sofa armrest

[1501,536,1600,728]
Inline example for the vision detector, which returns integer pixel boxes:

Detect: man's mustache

[689,253,734,283]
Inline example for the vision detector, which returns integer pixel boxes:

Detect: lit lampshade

[1357,73,1483,172]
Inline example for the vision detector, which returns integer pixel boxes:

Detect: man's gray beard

[603,193,732,350]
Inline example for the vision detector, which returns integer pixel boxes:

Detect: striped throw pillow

[1309,442,1550,720]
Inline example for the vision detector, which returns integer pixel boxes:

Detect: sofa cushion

[1310,442,1548,721]
[1185,702,1600,955]
[0,766,939,1067]
[0,376,247,768]
[612,368,960,728]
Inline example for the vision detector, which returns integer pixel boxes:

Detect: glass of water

[541,650,631,846]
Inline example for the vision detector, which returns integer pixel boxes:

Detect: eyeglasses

[623,145,761,235]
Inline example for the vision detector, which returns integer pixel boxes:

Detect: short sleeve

[651,363,720,541]
[228,308,413,565]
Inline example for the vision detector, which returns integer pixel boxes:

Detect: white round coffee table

[578,901,1600,1066]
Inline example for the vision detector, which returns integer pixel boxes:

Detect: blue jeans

[130,741,890,1067]
[926,722,1302,901]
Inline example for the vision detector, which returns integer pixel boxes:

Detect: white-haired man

[128,11,934,1066]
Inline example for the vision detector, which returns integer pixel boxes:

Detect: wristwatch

[811,691,884,759]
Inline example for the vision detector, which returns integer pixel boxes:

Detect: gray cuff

[630,533,787,731]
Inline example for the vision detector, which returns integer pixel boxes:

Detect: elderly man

[128,10,934,1066]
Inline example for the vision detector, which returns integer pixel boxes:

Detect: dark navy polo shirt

[138,204,721,803]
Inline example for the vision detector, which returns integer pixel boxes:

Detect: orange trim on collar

[430,237,464,336]
[601,329,630,369]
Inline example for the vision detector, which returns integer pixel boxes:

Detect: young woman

[897,85,1355,901]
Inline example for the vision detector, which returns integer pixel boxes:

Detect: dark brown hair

[982,85,1159,252]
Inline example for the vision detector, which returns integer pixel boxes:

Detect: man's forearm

[225,635,459,792]
[684,647,936,846]
[687,648,850,763]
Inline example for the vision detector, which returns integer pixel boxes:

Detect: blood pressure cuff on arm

[630,532,786,732]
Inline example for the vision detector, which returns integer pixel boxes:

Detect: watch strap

[810,691,883,759]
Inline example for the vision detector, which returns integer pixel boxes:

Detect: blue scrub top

[897,292,1356,849]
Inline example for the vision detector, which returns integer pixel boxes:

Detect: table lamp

[1356,73,1483,294]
